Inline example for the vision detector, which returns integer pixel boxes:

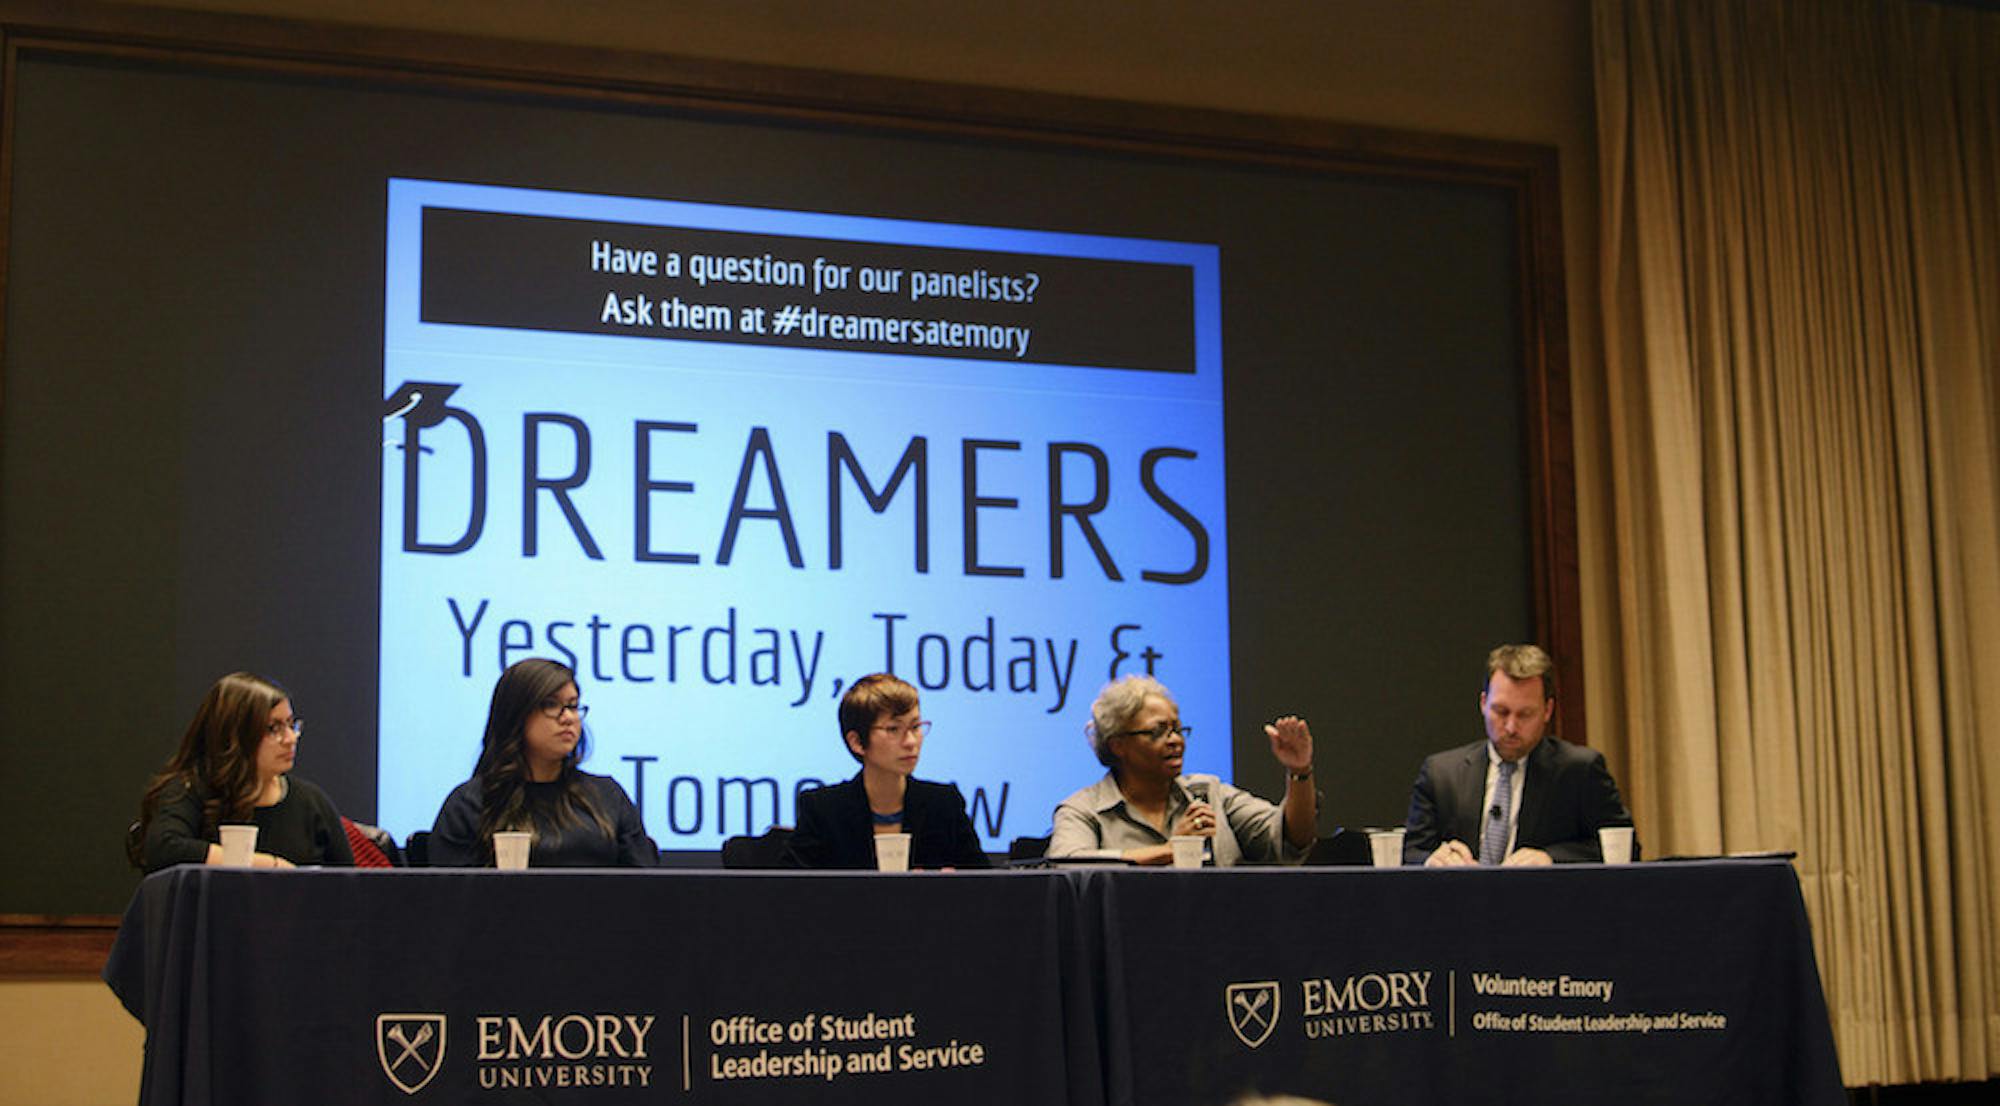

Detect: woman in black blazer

[783,673,990,870]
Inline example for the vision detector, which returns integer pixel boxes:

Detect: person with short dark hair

[1048,675,1318,866]
[782,673,989,869]
[1403,644,1636,866]
[428,658,658,867]
[132,672,353,872]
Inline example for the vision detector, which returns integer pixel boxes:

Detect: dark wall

[1,49,1534,913]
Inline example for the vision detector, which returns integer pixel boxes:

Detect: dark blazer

[1403,735,1636,864]
[783,774,991,870]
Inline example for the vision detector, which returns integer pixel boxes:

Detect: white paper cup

[874,832,912,872]
[1368,829,1406,869]
[1599,826,1635,865]
[1170,835,1205,869]
[218,824,258,867]
[493,831,533,870]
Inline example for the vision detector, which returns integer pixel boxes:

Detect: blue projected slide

[379,179,1229,850]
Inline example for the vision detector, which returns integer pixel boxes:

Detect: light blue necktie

[1481,760,1516,865]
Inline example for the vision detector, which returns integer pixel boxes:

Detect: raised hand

[1264,715,1314,773]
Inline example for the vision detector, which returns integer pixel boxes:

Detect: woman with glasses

[131,671,354,872]
[782,673,989,869]
[1048,675,1318,866]
[428,657,658,867]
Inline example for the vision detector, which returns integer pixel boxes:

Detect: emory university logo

[1225,982,1281,1048]
[377,1013,448,1095]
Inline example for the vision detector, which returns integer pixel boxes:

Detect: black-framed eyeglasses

[537,700,589,721]
[1122,722,1188,742]
[872,719,933,739]
[265,717,304,740]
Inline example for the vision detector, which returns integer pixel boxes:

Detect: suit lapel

[1458,743,1489,845]
[837,774,873,856]
[900,781,926,844]
[1513,738,1558,845]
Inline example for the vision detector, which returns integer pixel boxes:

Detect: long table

[104,860,1843,1106]
[1078,859,1844,1106]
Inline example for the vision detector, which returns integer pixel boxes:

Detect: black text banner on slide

[379,180,1230,849]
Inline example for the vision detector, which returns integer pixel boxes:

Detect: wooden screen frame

[0,0,1580,972]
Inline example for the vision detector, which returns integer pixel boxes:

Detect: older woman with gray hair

[1048,675,1318,866]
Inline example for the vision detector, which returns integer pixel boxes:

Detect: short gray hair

[1084,675,1177,768]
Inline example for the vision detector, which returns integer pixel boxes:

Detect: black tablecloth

[1079,858,1844,1106]
[105,867,1096,1106]
[105,860,1842,1106]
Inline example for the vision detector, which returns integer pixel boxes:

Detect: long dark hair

[129,672,289,865]
[472,658,612,863]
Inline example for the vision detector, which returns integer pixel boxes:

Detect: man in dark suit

[1403,644,1635,866]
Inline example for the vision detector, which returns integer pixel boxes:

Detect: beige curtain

[1593,0,2000,1087]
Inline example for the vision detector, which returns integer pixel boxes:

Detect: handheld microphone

[1187,774,1219,864]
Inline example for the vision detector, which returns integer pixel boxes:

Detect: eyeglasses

[1122,722,1189,742]
[265,717,304,740]
[537,700,589,721]
[872,719,933,739]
